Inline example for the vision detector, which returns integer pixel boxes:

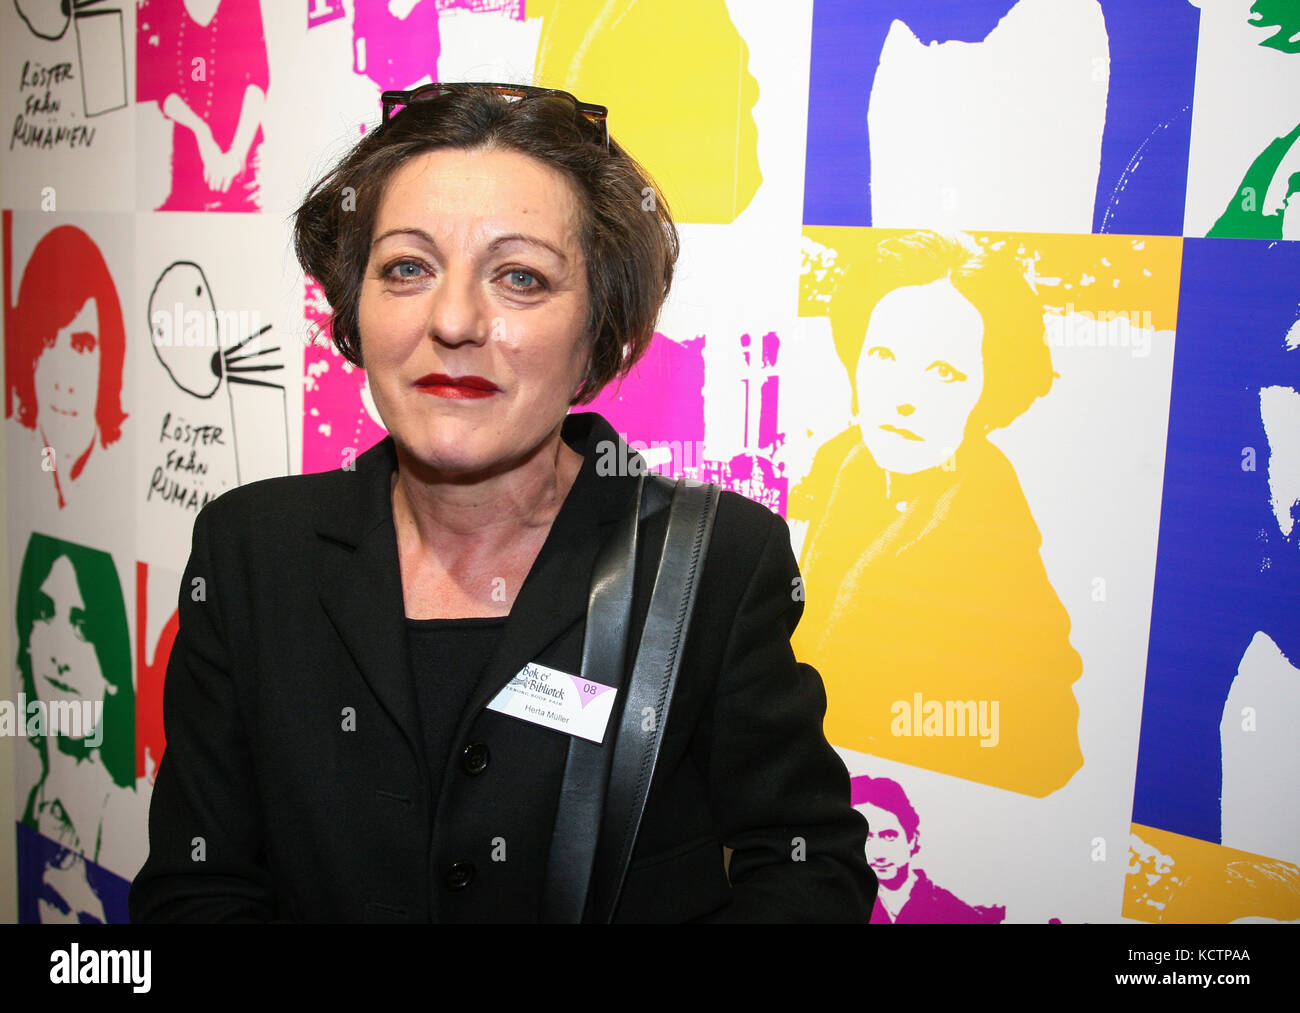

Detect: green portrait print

[15,532,134,832]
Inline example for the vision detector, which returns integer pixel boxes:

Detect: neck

[52,733,103,772]
[391,422,583,557]
[880,457,963,503]
[184,0,221,27]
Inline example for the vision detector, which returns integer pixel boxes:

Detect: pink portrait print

[136,0,270,212]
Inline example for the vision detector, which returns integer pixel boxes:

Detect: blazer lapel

[316,436,424,766]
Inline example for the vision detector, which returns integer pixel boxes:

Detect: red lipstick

[414,373,500,400]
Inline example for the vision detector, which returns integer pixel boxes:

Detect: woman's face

[855,279,985,474]
[28,556,110,722]
[358,146,591,478]
[33,298,100,466]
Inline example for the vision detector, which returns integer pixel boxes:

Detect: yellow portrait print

[793,227,1181,798]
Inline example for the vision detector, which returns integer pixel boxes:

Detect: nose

[424,268,488,348]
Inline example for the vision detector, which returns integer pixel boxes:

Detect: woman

[15,533,139,922]
[5,220,129,510]
[130,83,875,922]
[790,231,1083,798]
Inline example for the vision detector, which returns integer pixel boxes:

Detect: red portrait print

[3,213,129,505]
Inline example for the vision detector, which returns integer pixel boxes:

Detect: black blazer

[129,412,876,922]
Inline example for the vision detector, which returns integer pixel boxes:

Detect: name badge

[486,662,617,744]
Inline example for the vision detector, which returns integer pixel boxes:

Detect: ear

[909,830,921,858]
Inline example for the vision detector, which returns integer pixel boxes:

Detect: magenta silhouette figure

[852,774,1005,924]
[351,0,442,92]
[348,1,525,92]
[137,0,269,212]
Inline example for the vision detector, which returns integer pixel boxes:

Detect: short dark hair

[828,231,1055,434]
[293,86,679,404]
[851,775,920,842]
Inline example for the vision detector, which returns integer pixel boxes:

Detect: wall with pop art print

[1,0,1298,926]
[802,0,1200,235]
[852,774,1006,924]
[136,213,293,570]
[3,212,133,531]
[1,0,134,211]
[794,227,1179,803]
[8,533,150,923]
[303,277,387,476]
[135,0,270,212]
[1131,239,1299,897]
[1183,0,1300,239]
[533,0,762,225]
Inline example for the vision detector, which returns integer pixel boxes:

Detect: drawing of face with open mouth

[149,261,223,398]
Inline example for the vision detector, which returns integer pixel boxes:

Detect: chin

[402,430,509,475]
[406,442,489,475]
[861,437,936,475]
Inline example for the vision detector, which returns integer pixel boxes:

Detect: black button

[445,862,475,891]
[461,743,490,775]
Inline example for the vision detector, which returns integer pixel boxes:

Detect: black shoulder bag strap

[541,474,720,923]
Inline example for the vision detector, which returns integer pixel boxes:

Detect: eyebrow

[370,228,570,264]
[370,227,434,249]
[487,233,569,264]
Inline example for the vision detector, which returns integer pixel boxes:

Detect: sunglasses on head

[380,82,610,152]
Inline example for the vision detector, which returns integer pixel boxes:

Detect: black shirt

[406,616,507,816]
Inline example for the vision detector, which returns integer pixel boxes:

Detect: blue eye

[384,260,427,282]
[505,269,539,291]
